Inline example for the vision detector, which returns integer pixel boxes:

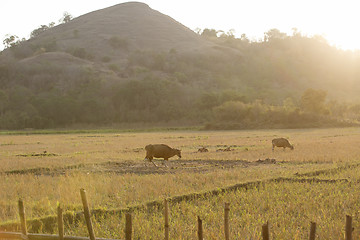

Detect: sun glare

[325,32,360,51]
[309,1,360,51]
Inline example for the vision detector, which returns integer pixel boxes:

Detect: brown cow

[272,138,294,151]
[144,144,181,167]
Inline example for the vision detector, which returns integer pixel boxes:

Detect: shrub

[30,38,58,53]
[109,36,128,50]
[66,47,93,60]
[208,100,351,130]
[102,56,111,63]
[108,64,119,72]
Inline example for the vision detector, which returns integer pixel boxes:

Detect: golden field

[1,127,360,239]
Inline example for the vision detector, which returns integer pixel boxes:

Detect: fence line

[0,189,356,240]
[79,189,95,240]
[262,221,270,240]
[0,190,129,240]
[0,176,351,233]
[309,222,316,240]
[224,202,230,240]
[124,214,132,240]
[164,199,169,240]
[0,233,118,240]
[197,216,203,240]
[346,215,353,240]
[57,206,63,240]
[17,200,27,237]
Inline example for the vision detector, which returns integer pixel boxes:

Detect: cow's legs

[150,160,158,167]
[162,159,168,167]
[144,157,158,167]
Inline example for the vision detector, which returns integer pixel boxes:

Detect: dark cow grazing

[272,138,294,151]
[144,144,181,167]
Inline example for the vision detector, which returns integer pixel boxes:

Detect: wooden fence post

[18,199,27,237]
[57,205,64,240]
[80,188,96,240]
[345,215,352,240]
[224,202,230,240]
[262,221,270,240]
[164,199,169,240]
[125,213,132,240]
[309,221,316,240]
[197,216,203,240]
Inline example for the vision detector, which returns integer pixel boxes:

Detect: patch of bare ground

[2,159,280,176]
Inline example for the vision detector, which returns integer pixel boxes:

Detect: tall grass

[1,127,360,236]
[65,179,360,239]
[0,165,306,223]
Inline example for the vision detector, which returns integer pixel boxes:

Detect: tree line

[0,26,360,129]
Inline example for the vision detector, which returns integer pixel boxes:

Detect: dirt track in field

[2,158,277,176]
[86,158,276,175]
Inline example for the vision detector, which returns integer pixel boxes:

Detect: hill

[0,2,219,64]
[0,2,360,130]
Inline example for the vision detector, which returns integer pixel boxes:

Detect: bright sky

[1,0,360,51]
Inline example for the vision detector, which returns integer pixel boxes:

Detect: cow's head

[175,149,182,158]
[290,145,294,150]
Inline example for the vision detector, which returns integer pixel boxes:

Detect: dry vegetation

[76,178,360,239]
[1,127,360,238]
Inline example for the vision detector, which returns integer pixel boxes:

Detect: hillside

[0,2,360,129]
[0,2,218,64]
[43,2,214,52]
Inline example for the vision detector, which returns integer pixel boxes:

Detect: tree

[201,28,218,38]
[2,35,24,48]
[283,97,296,112]
[300,88,328,114]
[194,28,202,34]
[30,21,56,39]
[219,29,235,39]
[264,28,287,42]
[59,12,73,24]
[197,92,220,110]
[30,25,49,38]
[292,28,302,37]
[240,33,250,43]
[8,85,33,110]
[0,90,8,116]
[213,101,249,121]
[0,65,10,86]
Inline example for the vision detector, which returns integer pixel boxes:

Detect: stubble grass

[0,127,360,238]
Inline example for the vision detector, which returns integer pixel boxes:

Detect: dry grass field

[1,127,360,238]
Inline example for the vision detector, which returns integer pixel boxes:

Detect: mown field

[1,127,360,239]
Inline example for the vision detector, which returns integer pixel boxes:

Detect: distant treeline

[0,29,360,129]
